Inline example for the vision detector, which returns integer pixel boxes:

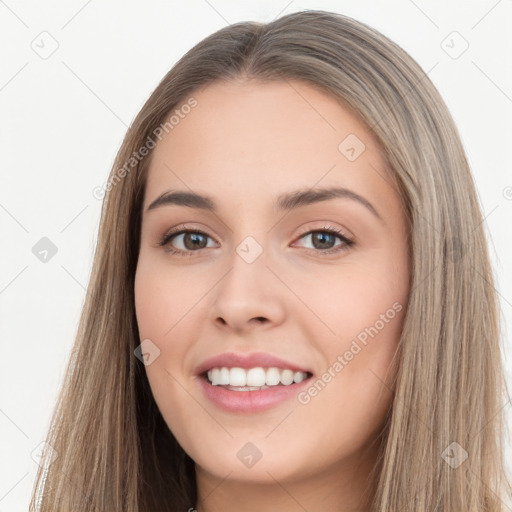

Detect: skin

[134,79,410,512]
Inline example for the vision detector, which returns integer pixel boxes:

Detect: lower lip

[197,375,313,413]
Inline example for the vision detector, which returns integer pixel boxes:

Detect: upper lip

[194,352,313,376]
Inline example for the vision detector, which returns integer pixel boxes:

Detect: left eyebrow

[145,186,383,223]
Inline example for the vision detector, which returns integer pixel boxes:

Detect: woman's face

[135,79,410,489]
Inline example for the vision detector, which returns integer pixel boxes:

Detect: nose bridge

[219,233,269,304]
[210,231,285,330]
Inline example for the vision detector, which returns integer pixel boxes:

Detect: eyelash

[158,224,355,258]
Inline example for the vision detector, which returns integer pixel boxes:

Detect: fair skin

[134,79,410,511]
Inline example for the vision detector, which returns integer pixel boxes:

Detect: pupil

[313,232,334,249]
[184,233,206,250]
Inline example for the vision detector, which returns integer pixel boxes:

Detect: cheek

[326,268,405,393]
[134,256,209,413]
[134,254,208,339]
[294,260,406,434]
[292,303,403,465]
[297,257,407,344]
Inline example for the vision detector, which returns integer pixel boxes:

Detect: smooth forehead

[163,78,378,151]
[143,79,394,214]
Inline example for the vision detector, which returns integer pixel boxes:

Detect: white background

[1,1,511,510]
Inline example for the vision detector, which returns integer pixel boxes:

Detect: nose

[210,247,286,334]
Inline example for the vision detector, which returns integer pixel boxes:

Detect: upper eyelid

[163,220,352,237]
[294,223,353,240]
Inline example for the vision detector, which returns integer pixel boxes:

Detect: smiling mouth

[201,366,314,391]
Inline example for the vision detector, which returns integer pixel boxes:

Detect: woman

[30,9,511,511]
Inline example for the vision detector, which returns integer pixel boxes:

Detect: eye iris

[184,232,207,250]
[311,231,336,250]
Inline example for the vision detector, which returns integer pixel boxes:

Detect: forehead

[143,79,394,214]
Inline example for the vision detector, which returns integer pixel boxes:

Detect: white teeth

[209,367,230,385]
[293,371,305,383]
[206,366,310,387]
[280,369,294,385]
[219,367,230,385]
[247,367,266,387]
[266,367,281,386]
[229,367,246,386]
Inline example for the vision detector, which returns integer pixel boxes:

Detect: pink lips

[197,376,312,413]
[194,351,313,414]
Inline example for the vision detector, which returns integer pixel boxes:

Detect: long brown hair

[30,9,511,511]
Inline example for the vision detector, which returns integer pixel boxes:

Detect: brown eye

[307,231,338,250]
[159,228,216,256]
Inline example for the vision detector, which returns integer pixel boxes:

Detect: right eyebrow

[146,190,216,213]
